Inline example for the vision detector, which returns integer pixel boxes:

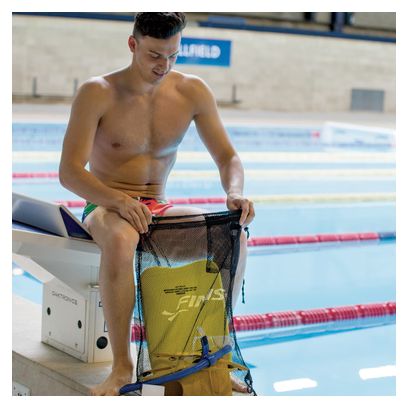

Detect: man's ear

[128,35,137,53]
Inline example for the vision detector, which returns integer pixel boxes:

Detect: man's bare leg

[84,208,139,396]
[230,230,249,393]
[232,230,248,308]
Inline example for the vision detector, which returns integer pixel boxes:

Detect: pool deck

[13,295,110,395]
[12,103,396,128]
[12,294,248,396]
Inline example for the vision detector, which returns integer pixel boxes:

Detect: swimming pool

[12,121,396,396]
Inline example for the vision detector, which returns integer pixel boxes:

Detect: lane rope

[12,168,395,180]
[131,301,396,341]
[52,193,396,208]
[247,231,395,246]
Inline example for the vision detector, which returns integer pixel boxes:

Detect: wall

[12,14,395,112]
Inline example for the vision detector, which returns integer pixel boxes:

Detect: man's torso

[89,70,197,198]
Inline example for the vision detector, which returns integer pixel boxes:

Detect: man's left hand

[226,193,255,227]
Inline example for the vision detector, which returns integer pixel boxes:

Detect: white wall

[12,15,395,112]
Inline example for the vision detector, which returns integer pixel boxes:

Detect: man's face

[130,33,181,84]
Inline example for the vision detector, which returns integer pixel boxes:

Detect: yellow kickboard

[141,259,230,376]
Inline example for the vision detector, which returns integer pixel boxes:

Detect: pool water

[12,122,396,396]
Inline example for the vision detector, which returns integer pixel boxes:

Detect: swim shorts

[81,197,173,223]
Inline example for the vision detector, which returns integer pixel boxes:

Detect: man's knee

[98,226,140,261]
[86,209,139,257]
[240,229,248,246]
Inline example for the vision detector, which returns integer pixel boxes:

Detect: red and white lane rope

[12,168,395,180]
[130,301,396,342]
[52,193,395,207]
[232,301,396,332]
[247,231,395,246]
[18,192,393,209]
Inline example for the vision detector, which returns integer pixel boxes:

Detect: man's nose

[158,57,170,72]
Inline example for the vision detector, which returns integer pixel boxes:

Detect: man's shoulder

[71,76,116,116]
[76,76,115,102]
[171,70,207,88]
[170,71,212,99]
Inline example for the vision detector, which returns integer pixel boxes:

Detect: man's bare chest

[96,93,194,155]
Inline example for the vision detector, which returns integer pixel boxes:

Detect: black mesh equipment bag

[119,210,255,396]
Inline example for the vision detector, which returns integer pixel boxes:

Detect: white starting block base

[12,193,114,364]
[12,221,115,364]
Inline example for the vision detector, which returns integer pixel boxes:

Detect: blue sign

[176,37,231,67]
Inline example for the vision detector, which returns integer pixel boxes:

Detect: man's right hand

[116,195,152,234]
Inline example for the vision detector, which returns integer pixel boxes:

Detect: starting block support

[13,225,114,363]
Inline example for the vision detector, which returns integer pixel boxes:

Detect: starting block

[12,192,114,363]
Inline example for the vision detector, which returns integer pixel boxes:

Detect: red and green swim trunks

[81,197,174,223]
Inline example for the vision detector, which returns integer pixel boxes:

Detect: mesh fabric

[130,210,255,396]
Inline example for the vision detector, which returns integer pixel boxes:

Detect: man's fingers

[119,200,151,233]
[141,204,153,224]
[132,213,143,233]
[135,209,149,233]
[244,201,255,226]
[241,201,255,227]
[130,212,145,234]
[125,213,139,231]
[239,200,250,225]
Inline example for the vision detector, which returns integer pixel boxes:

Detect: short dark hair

[133,13,186,39]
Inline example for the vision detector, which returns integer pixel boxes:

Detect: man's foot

[231,375,249,394]
[91,364,134,396]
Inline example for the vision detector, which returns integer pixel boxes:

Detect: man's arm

[59,79,151,232]
[191,77,255,226]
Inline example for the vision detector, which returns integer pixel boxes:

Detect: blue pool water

[12,122,396,396]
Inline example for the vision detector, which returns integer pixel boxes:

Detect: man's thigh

[161,205,209,218]
[156,206,209,258]
[83,206,139,249]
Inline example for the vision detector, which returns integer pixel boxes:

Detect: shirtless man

[59,13,255,396]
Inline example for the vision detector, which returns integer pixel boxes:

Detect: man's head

[129,13,186,84]
[132,13,186,40]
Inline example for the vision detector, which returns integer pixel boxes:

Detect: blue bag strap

[119,337,231,395]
